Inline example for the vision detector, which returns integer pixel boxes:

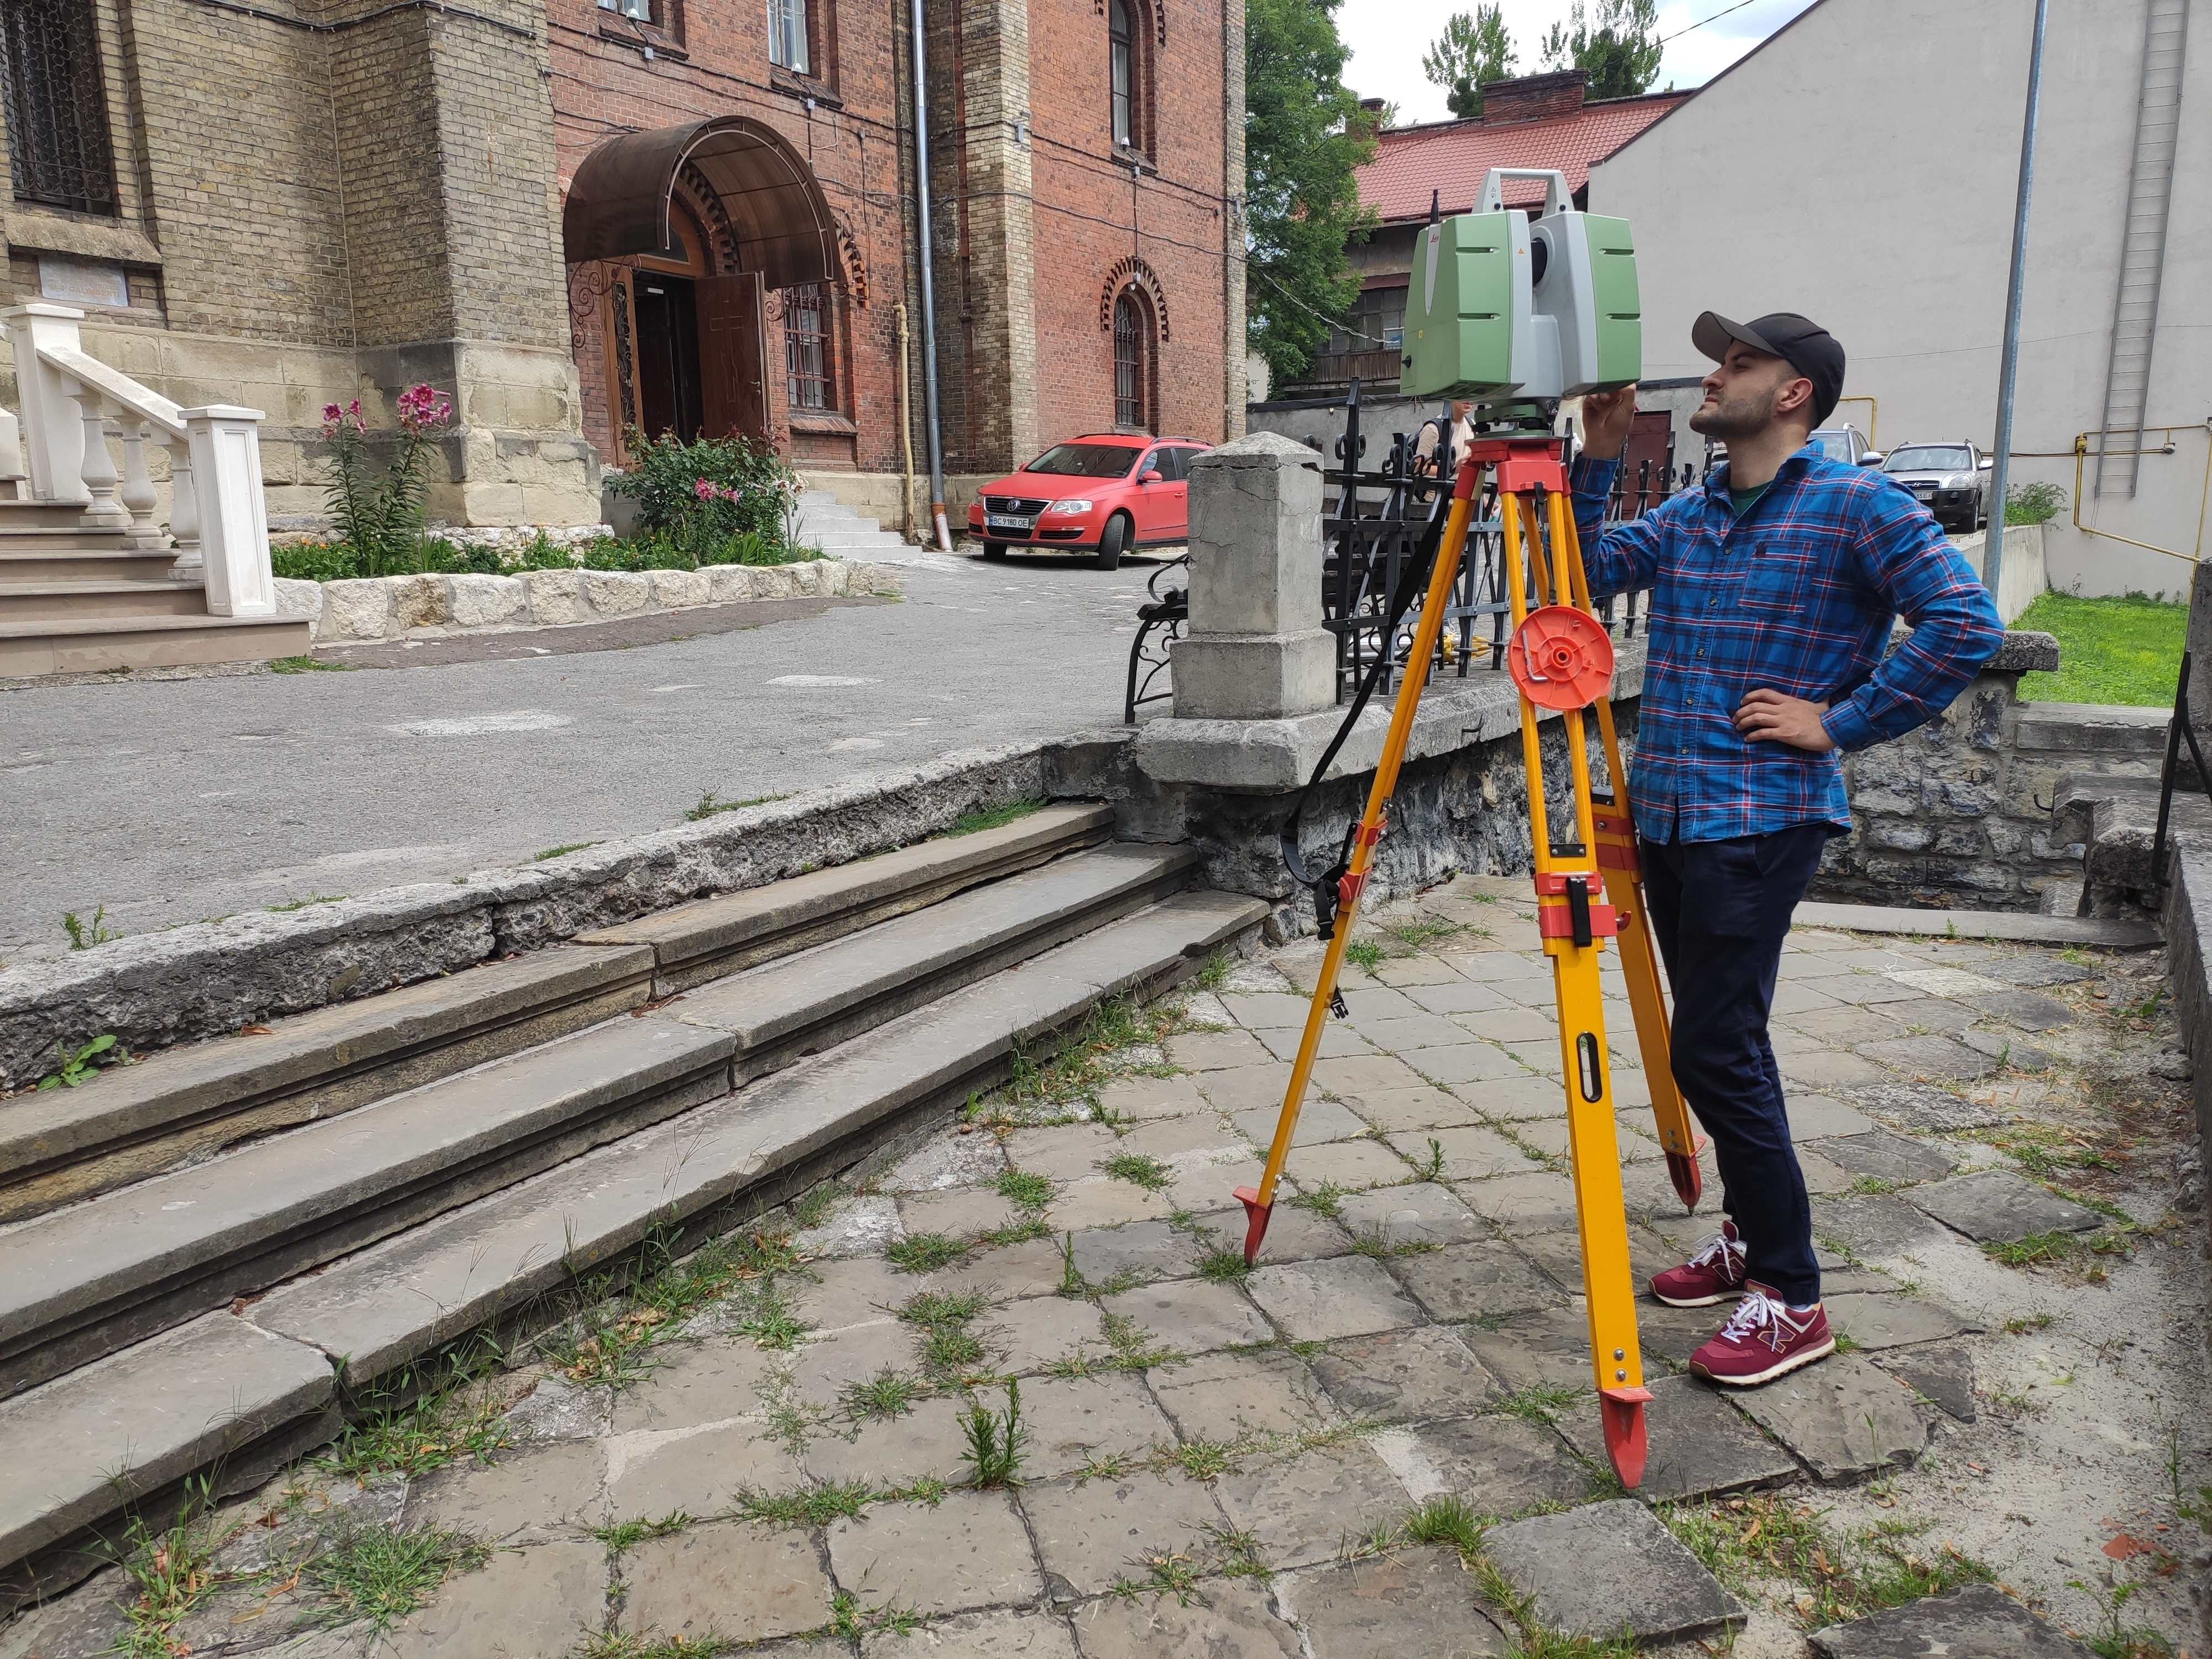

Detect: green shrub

[607,430,800,566]
[272,541,358,582]
[272,524,808,586]
[2005,480,2067,526]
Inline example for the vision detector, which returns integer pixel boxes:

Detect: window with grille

[1113,291,1149,431]
[0,0,116,216]
[769,0,809,72]
[1109,0,1133,148]
[785,283,832,411]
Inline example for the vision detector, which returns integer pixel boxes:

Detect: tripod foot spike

[1599,1386,1653,1489]
[1666,1150,1703,1212]
[1235,1186,1273,1266]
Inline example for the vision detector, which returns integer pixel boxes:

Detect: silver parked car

[1881,441,1992,532]
[1812,425,1882,468]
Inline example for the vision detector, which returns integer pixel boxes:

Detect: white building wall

[1588,0,2210,598]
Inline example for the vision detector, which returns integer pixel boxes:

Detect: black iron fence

[1124,383,1704,723]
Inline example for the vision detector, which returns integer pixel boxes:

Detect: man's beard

[1689,382,1782,442]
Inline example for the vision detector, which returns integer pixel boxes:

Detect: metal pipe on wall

[908,0,952,552]
[1985,0,2050,603]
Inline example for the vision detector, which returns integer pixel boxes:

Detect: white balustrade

[70,389,128,528]
[0,302,272,615]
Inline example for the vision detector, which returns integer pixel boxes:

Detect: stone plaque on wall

[38,258,129,308]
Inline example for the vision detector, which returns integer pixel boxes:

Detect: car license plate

[985,514,1035,530]
[1911,486,1934,499]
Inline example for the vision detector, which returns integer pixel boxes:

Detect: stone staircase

[0,802,1265,1605]
[794,489,922,564]
[0,501,307,676]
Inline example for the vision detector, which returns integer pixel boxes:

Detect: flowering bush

[317,382,455,576]
[607,430,799,567]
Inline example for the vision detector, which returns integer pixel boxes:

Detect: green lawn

[2012,590,2186,707]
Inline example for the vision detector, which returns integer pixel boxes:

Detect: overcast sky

[1340,0,1822,126]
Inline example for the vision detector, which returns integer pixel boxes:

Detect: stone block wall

[1813,630,2179,912]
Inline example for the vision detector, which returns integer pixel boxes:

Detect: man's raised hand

[1577,384,1639,460]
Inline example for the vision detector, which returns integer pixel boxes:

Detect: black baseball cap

[1692,311,1845,428]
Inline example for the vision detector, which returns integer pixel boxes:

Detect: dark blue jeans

[1637,824,1834,1305]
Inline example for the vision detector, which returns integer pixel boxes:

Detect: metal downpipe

[908,0,953,553]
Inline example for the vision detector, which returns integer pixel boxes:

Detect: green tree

[1539,0,1663,100]
[1423,5,1517,121]
[1244,0,1378,387]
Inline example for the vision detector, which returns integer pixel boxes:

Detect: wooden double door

[609,213,769,454]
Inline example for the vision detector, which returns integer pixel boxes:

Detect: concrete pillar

[1170,430,1334,719]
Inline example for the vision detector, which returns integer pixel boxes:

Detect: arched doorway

[564,118,841,462]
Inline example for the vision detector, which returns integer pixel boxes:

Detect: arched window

[1113,289,1152,433]
[1109,0,1133,149]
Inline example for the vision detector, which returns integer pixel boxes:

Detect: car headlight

[1047,498,1094,514]
[1945,475,1971,489]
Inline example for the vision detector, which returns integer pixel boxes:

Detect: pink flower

[693,478,716,500]
[320,400,367,441]
[394,382,452,433]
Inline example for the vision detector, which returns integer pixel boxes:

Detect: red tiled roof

[1358,92,1691,223]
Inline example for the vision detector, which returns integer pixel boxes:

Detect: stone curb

[0,741,1049,1090]
[269,557,906,644]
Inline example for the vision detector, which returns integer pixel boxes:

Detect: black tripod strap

[1280,495,1454,891]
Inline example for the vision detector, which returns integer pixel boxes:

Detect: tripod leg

[1505,488,1650,1489]
[1240,477,1480,1262]
[1552,493,1704,1212]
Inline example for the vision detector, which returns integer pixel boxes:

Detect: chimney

[1350,95,1387,140]
[1478,69,1590,125]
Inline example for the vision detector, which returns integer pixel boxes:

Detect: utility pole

[1985,0,2051,609]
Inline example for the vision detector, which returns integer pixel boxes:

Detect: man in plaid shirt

[1572,311,2002,1386]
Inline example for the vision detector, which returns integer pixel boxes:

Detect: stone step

[0,499,132,531]
[0,1018,738,1400]
[2053,771,2212,893]
[672,841,1198,1081]
[0,612,311,677]
[799,526,907,549]
[579,801,1114,995]
[0,945,659,1227]
[0,886,1266,1597]
[0,580,208,622]
[797,508,883,534]
[0,546,180,583]
[0,1314,338,1613]
[246,888,1265,1383]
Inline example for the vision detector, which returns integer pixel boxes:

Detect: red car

[968,434,1213,570]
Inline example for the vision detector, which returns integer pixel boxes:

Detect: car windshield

[1023,444,1139,478]
[1885,446,1973,472]
[1813,431,1855,461]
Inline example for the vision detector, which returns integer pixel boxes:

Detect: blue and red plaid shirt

[1571,441,2002,844]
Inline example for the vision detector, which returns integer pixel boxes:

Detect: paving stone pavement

[7,876,2205,1659]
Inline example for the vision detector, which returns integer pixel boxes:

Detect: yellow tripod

[1234,436,1705,1488]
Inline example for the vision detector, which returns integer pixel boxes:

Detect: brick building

[0,0,1245,534]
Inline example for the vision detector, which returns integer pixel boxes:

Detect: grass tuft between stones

[301,1513,493,1640]
[1657,1491,1994,1631]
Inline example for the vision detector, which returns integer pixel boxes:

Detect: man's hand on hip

[1735,689,1835,753]
[1577,385,1639,460]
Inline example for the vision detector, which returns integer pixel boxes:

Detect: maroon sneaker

[1688,1285,1836,1387]
[1648,1220,1746,1307]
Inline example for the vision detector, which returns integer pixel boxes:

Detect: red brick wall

[547,0,914,473]
[1025,0,1234,453]
[550,0,1235,478]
